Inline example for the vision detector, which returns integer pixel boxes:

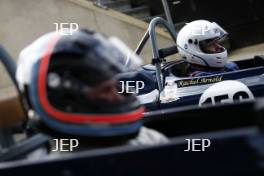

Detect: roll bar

[135,17,178,92]
[0,46,27,148]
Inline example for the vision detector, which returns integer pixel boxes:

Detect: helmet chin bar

[177,44,210,67]
[134,17,178,95]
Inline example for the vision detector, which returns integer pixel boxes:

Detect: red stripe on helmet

[37,35,144,124]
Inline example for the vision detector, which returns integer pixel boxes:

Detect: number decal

[214,94,229,104]
[199,81,255,107]
[201,91,250,106]
[233,91,250,101]
[201,97,212,106]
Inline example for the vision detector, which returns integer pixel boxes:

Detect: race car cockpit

[120,17,264,111]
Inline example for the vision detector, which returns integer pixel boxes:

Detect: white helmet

[176,20,228,68]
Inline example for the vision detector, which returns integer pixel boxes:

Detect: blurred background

[0,0,264,100]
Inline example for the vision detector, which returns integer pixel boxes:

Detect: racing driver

[15,28,168,157]
[176,20,239,77]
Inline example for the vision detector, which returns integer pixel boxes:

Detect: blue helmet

[16,29,144,137]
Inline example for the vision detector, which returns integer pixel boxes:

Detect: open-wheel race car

[0,17,264,176]
[120,17,264,111]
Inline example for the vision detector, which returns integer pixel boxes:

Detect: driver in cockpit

[15,29,168,158]
[176,20,239,77]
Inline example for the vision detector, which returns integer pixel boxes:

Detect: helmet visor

[83,79,126,103]
[199,37,226,54]
[199,22,228,54]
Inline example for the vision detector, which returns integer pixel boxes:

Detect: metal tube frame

[161,0,175,29]
[135,17,177,93]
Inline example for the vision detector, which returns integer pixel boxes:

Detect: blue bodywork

[120,56,264,111]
